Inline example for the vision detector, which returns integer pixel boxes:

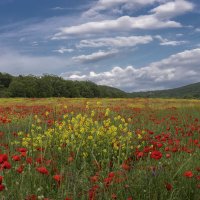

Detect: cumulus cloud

[52,15,181,39]
[150,0,194,19]
[155,35,187,46]
[72,49,118,63]
[61,48,200,91]
[77,35,153,48]
[53,0,195,39]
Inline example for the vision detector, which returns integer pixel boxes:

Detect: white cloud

[53,15,181,39]
[195,28,200,32]
[62,48,200,91]
[51,7,65,11]
[53,47,74,54]
[83,0,162,17]
[155,35,187,46]
[160,40,187,46]
[72,49,118,63]
[52,0,194,40]
[150,0,194,19]
[77,35,153,48]
[176,33,183,37]
[31,41,39,46]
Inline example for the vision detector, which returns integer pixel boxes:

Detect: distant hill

[130,82,200,99]
[98,85,128,98]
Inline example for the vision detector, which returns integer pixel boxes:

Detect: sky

[0,0,200,92]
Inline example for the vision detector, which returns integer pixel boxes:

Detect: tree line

[0,72,127,98]
[1,72,199,99]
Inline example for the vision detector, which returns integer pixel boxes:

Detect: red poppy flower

[0,154,8,164]
[157,143,163,148]
[36,167,49,175]
[36,147,44,152]
[17,148,27,153]
[26,157,33,164]
[111,193,117,199]
[36,157,44,164]
[65,198,72,200]
[0,132,4,137]
[104,177,113,187]
[121,163,131,171]
[127,197,133,200]
[53,174,62,183]
[196,175,200,181]
[184,171,193,178]
[148,130,154,135]
[68,156,74,162]
[88,185,99,200]
[0,184,5,192]
[165,183,172,191]
[171,147,178,152]
[150,151,162,160]
[137,151,144,159]
[196,167,200,172]
[25,194,37,200]
[20,152,27,157]
[166,154,171,158]
[12,155,21,161]
[17,165,24,174]
[2,161,11,169]
[108,172,115,178]
[165,147,170,151]
[90,175,98,183]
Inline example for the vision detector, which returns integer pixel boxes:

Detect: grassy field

[0,98,200,200]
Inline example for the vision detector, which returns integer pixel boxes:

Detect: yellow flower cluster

[19,108,137,161]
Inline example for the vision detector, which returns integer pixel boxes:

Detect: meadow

[0,98,200,200]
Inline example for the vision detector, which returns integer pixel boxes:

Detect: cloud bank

[61,48,200,91]
[77,35,153,48]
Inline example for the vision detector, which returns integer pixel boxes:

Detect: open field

[0,98,200,200]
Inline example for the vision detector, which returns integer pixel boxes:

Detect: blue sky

[0,0,200,91]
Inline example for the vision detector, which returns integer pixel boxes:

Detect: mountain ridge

[130,82,200,99]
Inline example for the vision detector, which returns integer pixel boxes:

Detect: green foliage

[0,72,13,97]
[9,79,26,97]
[0,72,12,88]
[0,73,127,98]
[99,85,127,98]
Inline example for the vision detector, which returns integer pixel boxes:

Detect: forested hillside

[131,82,200,99]
[0,72,127,98]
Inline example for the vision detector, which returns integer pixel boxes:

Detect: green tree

[9,80,26,97]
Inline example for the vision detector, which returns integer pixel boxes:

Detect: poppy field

[0,98,200,200]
